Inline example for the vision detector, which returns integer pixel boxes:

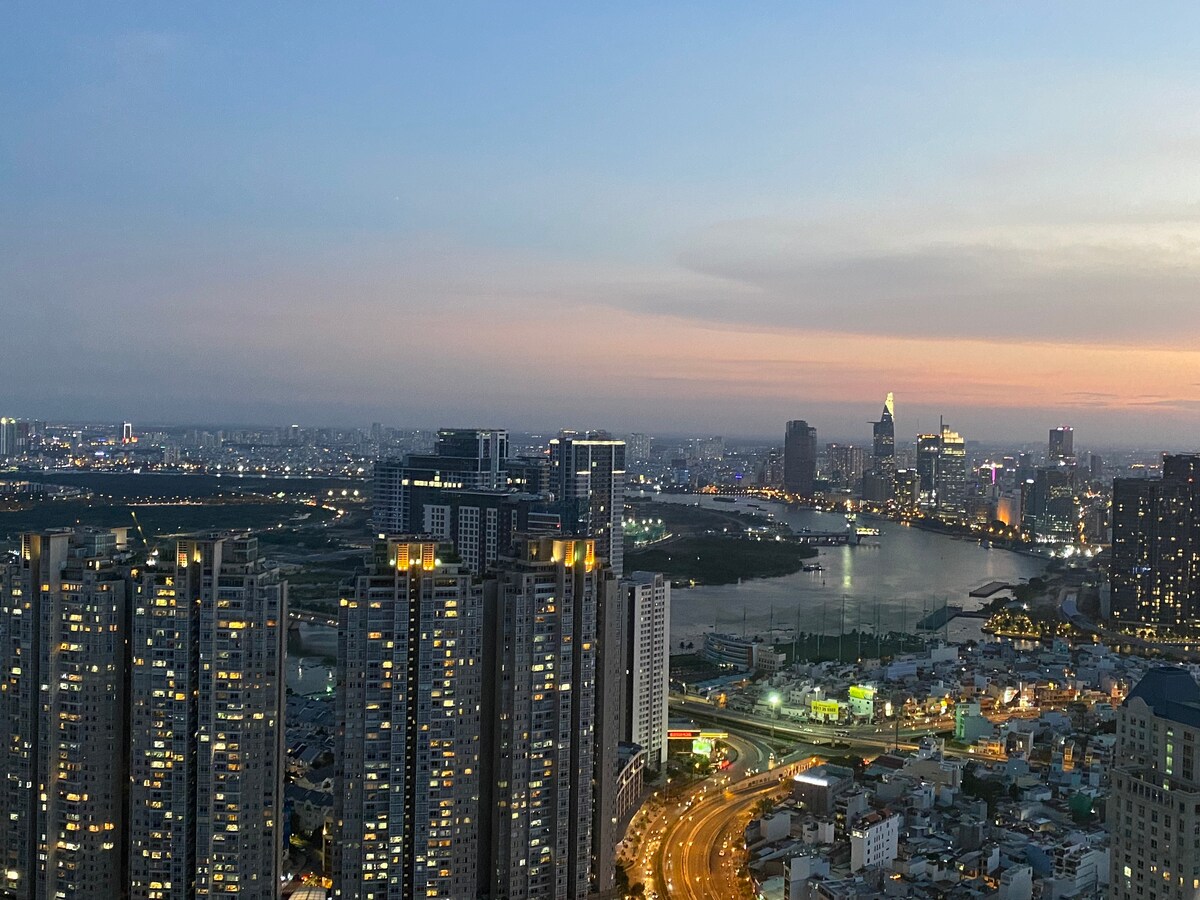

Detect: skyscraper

[1109,667,1200,900]
[893,468,920,511]
[935,423,967,524]
[1023,467,1077,543]
[334,539,481,899]
[916,433,941,510]
[548,432,626,576]
[783,420,817,497]
[861,392,896,504]
[1048,426,1074,463]
[619,572,671,771]
[480,537,603,899]
[0,528,132,900]
[129,534,286,900]
[1110,454,1200,627]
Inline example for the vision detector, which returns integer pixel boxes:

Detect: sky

[3,3,1200,447]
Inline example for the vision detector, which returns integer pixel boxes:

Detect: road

[659,779,785,900]
[289,609,338,627]
[617,731,773,876]
[670,695,938,754]
[624,725,821,900]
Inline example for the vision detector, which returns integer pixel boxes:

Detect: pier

[969,580,1012,598]
[916,603,991,631]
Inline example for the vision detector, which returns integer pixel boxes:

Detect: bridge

[795,530,856,546]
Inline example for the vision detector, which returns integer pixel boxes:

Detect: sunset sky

[4,3,1200,446]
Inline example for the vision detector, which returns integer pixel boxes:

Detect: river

[284,494,1046,689]
[640,494,1048,647]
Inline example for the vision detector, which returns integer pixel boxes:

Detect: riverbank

[626,535,817,586]
[645,493,1050,650]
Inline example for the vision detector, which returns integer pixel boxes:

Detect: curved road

[631,751,821,899]
[659,777,790,899]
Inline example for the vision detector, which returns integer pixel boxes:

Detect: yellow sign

[812,699,840,717]
[849,685,875,701]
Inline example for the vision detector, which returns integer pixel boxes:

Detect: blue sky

[4,3,1200,444]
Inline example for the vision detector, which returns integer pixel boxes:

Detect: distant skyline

[17,412,1187,454]
[4,4,1200,445]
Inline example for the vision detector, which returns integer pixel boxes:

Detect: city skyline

[5,5,1200,444]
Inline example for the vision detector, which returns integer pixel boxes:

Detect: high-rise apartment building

[1109,667,1200,900]
[1110,454,1200,627]
[626,432,652,464]
[480,537,603,900]
[129,534,286,900]
[619,572,671,771]
[334,539,481,899]
[0,417,22,458]
[1049,426,1074,463]
[414,489,557,576]
[373,428,509,534]
[1,529,285,900]
[0,528,132,900]
[507,454,552,495]
[783,420,818,497]
[548,432,626,577]
[825,444,867,492]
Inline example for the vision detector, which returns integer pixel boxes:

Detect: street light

[768,692,781,740]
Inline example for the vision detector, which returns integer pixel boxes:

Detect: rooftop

[1124,666,1200,727]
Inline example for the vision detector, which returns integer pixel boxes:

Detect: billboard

[812,699,840,720]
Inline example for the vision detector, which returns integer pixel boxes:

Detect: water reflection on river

[639,494,1048,646]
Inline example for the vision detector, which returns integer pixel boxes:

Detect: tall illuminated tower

[480,536,609,899]
[548,432,626,576]
[873,393,895,476]
[0,529,132,900]
[334,539,481,899]
[935,423,967,523]
[129,534,286,900]
[862,393,896,502]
